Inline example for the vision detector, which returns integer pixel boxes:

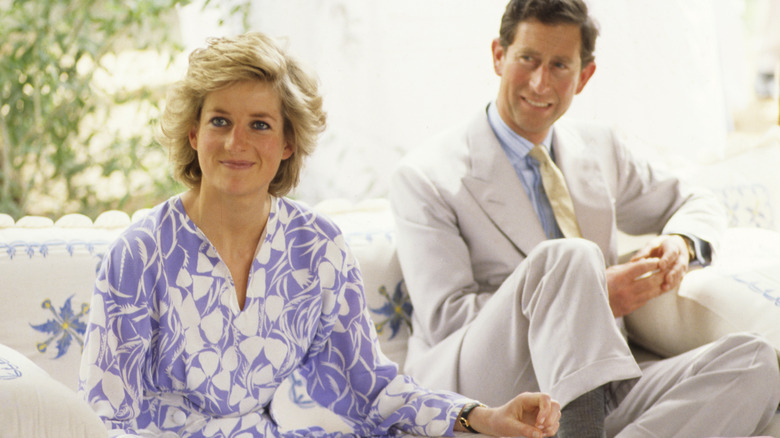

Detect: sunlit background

[1,0,778,220]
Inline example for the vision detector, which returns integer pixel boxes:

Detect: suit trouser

[605,332,780,437]
[404,239,780,437]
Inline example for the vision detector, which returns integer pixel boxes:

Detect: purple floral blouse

[78,196,466,437]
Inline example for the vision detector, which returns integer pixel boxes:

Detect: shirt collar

[487,101,554,157]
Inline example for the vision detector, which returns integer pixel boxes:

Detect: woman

[78,32,560,437]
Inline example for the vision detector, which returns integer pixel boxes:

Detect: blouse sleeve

[78,228,156,436]
[298,237,469,437]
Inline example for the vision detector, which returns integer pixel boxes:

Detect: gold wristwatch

[457,402,486,433]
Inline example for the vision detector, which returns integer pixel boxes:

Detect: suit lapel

[461,112,546,257]
[553,124,615,258]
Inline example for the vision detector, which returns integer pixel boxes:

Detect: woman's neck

[181,186,272,310]
[181,187,270,253]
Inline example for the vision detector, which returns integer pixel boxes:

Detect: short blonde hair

[158,32,326,196]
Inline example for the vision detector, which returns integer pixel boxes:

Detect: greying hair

[499,0,599,66]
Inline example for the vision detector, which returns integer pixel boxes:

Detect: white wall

[177,0,750,204]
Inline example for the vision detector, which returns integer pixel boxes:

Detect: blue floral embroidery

[30,295,89,359]
[718,185,774,229]
[0,357,22,380]
[370,281,413,339]
[732,274,780,307]
[0,240,109,261]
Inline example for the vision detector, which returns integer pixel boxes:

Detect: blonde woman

[78,32,560,437]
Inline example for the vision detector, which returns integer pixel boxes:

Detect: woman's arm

[299,231,561,437]
[454,393,560,438]
[79,232,154,435]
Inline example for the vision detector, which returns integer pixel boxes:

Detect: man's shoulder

[556,117,615,138]
[397,110,488,171]
[554,118,623,157]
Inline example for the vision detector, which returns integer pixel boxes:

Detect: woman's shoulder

[275,197,343,241]
[113,196,187,246]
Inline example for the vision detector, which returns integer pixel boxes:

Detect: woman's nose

[225,126,247,151]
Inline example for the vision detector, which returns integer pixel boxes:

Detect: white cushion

[625,227,780,358]
[0,214,14,228]
[685,132,780,232]
[0,226,122,391]
[0,343,106,437]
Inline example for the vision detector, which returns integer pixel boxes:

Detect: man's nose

[529,65,550,91]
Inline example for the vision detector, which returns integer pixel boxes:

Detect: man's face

[492,19,595,145]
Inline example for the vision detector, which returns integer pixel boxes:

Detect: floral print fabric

[78,196,465,437]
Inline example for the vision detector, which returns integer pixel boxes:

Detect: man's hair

[499,0,599,66]
[157,32,326,196]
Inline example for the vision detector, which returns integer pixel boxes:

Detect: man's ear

[491,38,506,76]
[575,61,596,94]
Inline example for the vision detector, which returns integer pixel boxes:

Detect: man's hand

[457,392,560,438]
[631,235,690,291]
[607,235,690,317]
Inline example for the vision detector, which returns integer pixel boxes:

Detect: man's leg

[606,333,780,438]
[558,385,607,438]
[454,239,640,407]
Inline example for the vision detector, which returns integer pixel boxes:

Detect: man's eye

[210,117,228,127]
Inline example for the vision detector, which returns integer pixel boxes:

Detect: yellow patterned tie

[528,144,582,238]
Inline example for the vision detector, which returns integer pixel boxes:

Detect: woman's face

[189,80,292,199]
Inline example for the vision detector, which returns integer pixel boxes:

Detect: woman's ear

[188,124,199,151]
[282,141,294,160]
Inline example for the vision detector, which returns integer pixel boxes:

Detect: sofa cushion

[0,224,123,391]
[686,129,780,232]
[0,343,107,437]
[625,227,780,359]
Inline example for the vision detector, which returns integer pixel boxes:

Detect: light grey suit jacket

[390,108,726,379]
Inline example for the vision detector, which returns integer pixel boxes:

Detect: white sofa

[1,127,780,437]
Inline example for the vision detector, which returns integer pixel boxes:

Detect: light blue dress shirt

[486,102,711,264]
[487,102,564,239]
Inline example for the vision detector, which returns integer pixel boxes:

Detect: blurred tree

[0,0,244,220]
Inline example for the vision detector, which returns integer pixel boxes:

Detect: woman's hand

[454,392,560,437]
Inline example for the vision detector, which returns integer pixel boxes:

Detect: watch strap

[457,402,486,433]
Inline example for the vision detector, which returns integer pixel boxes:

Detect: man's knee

[513,238,608,303]
[713,332,777,365]
[527,238,604,268]
[709,333,780,401]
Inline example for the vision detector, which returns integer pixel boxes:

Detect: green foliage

[0,0,193,220]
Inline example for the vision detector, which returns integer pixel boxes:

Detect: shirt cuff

[673,233,712,266]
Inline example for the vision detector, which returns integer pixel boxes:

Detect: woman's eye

[252,121,270,130]
[210,117,228,127]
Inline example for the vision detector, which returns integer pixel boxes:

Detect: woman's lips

[221,160,254,169]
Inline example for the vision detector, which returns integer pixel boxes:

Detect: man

[389,0,780,437]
